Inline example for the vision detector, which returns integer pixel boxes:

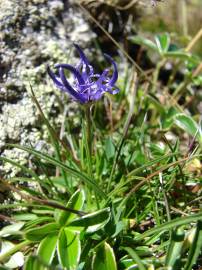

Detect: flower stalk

[84,104,93,177]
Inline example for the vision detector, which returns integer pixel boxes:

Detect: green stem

[172,75,191,99]
[0,240,31,263]
[84,105,93,177]
[151,58,166,93]
[84,105,100,208]
[167,61,181,87]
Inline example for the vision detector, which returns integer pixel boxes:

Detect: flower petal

[47,66,63,88]
[104,54,118,85]
[96,69,109,84]
[73,43,90,66]
[55,64,85,85]
[59,67,87,103]
[108,88,120,95]
[74,44,94,76]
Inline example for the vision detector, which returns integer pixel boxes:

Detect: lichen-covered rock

[0,0,95,176]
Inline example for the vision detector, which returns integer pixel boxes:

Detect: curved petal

[96,69,109,84]
[47,66,63,88]
[55,64,85,85]
[74,44,94,76]
[79,69,109,95]
[59,67,87,103]
[73,43,90,66]
[107,87,120,95]
[104,54,118,85]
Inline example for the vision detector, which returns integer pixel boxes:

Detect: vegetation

[0,1,201,269]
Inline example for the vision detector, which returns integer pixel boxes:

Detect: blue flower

[47,44,119,104]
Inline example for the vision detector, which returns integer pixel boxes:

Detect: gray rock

[0,0,95,176]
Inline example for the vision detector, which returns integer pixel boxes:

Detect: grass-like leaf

[136,212,202,241]
[7,144,106,198]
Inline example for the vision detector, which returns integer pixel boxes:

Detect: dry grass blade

[127,155,200,197]
[77,2,148,77]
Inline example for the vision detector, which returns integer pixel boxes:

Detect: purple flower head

[47,44,119,104]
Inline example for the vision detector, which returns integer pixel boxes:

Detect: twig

[185,27,202,52]
[126,155,197,198]
[78,3,146,76]
[0,214,16,223]
[0,180,86,216]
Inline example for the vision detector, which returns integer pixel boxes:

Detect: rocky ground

[0,0,95,177]
[1,0,201,178]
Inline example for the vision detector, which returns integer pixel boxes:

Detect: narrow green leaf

[92,242,117,270]
[0,156,40,181]
[57,189,85,226]
[37,233,58,265]
[129,36,157,51]
[127,153,179,177]
[148,94,165,114]
[165,227,185,268]
[30,86,70,188]
[184,221,202,270]
[25,217,55,230]
[13,214,38,221]
[174,113,202,144]
[136,212,202,240]
[68,208,111,233]
[57,228,81,270]
[0,222,24,237]
[164,51,198,63]
[119,257,134,269]
[7,144,106,198]
[123,247,146,270]
[155,33,170,54]
[25,223,59,242]
[24,255,46,270]
[24,256,36,270]
[105,137,115,159]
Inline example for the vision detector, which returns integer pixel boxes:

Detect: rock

[0,0,95,176]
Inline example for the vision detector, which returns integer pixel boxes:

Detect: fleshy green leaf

[0,222,24,237]
[14,214,38,221]
[24,255,47,270]
[0,242,24,269]
[68,208,111,233]
[57,189,85,226]
[165,227,185,268]
[25,223,59,242]
[4,252,24,269]
[129,36,157,51]
[174,113,202,144]
[161,106,179,129]
[37,233,58,265]
[57,228,81,270]
[92,242,117,270]
[155,33,170,54]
